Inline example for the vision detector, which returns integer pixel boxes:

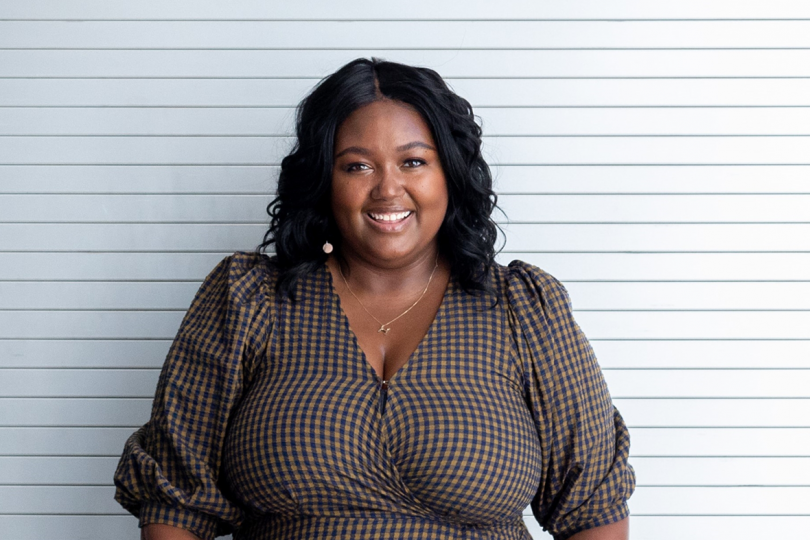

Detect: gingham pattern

[114,252,634,540]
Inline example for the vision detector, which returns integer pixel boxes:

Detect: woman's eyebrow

[335,141,436,159]
[396,141,436,153]
[334,146,371,159]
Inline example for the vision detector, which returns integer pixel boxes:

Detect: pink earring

[322,241,333,254]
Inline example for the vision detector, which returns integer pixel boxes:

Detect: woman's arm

[141,524,202,540]
[567,517,628,540]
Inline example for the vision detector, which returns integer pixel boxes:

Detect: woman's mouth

[367,211,412,223]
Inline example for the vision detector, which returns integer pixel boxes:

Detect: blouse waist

[235,512,531,540]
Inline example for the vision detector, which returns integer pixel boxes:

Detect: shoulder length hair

[259,58,500,298]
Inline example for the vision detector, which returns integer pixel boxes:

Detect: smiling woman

[330,100,449,271]
[263,58,499,301]
[329,99,451,381]
[113,58,634,540]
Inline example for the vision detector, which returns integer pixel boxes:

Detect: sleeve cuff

[139,501,219,540]
[551,501,630,540]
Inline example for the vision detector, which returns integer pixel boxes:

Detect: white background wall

[1,1,809,538]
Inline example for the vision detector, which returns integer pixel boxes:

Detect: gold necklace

[338,255,440,335]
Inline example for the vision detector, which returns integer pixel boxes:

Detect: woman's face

[331,99,448,269]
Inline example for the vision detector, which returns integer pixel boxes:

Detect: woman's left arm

[508,262,635,539]
[567,517,628,540]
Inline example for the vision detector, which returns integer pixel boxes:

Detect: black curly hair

[259,58,500,299]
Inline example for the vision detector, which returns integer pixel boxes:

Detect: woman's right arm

[113,253,276,538]
[141,524,201,540]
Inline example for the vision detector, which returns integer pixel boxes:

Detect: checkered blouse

[114,252,634,540]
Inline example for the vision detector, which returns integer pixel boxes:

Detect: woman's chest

[222,282,542,523]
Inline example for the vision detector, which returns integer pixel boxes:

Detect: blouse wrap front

[114,252,634,540]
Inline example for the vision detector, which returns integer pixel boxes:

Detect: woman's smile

[367,210,412,223]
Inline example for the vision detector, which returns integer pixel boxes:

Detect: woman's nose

[371,164,405,199]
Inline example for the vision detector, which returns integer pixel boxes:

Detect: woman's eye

[345,163,370,172]
[403,158,426,168]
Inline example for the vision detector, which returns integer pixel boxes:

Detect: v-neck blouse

[326,257,450,387]
[114,252,635,540]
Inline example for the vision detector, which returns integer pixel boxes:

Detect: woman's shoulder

[205,251,280,307]
[496,259,570,309]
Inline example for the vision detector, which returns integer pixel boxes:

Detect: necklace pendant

[378,326,391,335]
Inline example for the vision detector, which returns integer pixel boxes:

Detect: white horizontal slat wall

[1,1,809,539]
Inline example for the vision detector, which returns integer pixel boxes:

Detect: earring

[322,241,333,254]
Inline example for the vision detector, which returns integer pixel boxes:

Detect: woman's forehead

[335,100,436,153]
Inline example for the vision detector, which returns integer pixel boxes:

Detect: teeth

[369,211,411,222]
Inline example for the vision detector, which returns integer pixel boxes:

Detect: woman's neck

[331,248,444,298]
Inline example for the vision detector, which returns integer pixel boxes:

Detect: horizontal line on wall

[635,485,810,488]
[0,426,135,430]
[589,338,810,341]
[5,483,809,489]
[632,455,810,458]
[2,394,808,400]
[2,163,280,166]
[3,192,810,197]
[505,251,810,254]
[633,426,810,429]
[8,47,810,51]
[0,484,115,488]
[8,105,810,110]
[3,18,810,22]
[633,516,810,517]
[2,512,808,518]
[0,221,272,225]
[0,339,175,343]
[0,337,175,341]
[5,192,794,200]
[2,366,809,372]
[503,221,810,225]
[631,426,810,429]
[0,455,118,458]
[0,192,810,196]
[624,397,810,400]
[4,307,810,313]
[500,192,810,196]
[0,367,161,371]
[8,163,810,167]
[0,250,238,254]
[0,192,276,196]
[9,453,810,459]
[3,251,810,256]
[10,134,810,138]
[0,397,148,400]
[0,425,140,429]
[4,366,809,372]
[493,134,810,137]
[0,279,205,283]
[0,512,130,516]
[4,221,810,226]
[4,192,803,196]
[581,308,810,312]
[0,163,280,166]
[2,338,804,343]
[7,163,810,167]
[4,279,808,284]
[1,424,804,430]
[605,367,810,371]
[6,75,810,80]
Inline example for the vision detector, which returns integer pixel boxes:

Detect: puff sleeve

[507,261,635,540]
[114,252,275,539]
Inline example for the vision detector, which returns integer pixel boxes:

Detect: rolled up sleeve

[114,253,274,539]
[507,261,635,540]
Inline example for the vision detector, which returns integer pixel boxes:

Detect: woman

[115,58,634,540]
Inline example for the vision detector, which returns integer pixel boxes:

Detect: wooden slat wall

[1,1,809,539]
